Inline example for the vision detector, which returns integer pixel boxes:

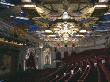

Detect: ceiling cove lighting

[36,7,44,14]
[45,30,53,33]
[95,29,108,31]
[104,12,110,15]
[75,34,84,37]
[99,21,110,23]
[0,1,15,6]
[15,17,29,20]
[0,38,24,46]
[99,0,109,2]
[23,4,36,7]
[10,15,14,18]
[48,35,56,37]
[21,0,32,2]
[79,30,87,33]
[94,4,108,8]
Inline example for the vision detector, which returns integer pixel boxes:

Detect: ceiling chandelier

[53,11,76,41]
[44,12,89,42]
[54,22,78,41]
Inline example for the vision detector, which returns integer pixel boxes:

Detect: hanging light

[62,12,70,20]
[54,22,76,41]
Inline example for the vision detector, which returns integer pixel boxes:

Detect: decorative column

[39,43,44,69]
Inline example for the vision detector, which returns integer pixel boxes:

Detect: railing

[0,18,14,31]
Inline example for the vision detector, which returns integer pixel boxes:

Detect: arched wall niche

[42,48,51,65]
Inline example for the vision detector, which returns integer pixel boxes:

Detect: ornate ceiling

[0,0,110,47]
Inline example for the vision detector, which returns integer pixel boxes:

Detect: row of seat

[42,48,110,82]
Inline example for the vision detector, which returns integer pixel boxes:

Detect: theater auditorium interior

[1,0,110,82]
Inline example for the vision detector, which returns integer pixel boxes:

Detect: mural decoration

[43,48,51,65]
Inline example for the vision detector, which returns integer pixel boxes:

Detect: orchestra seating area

[40,48,110,82]
[4,48,110,82]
